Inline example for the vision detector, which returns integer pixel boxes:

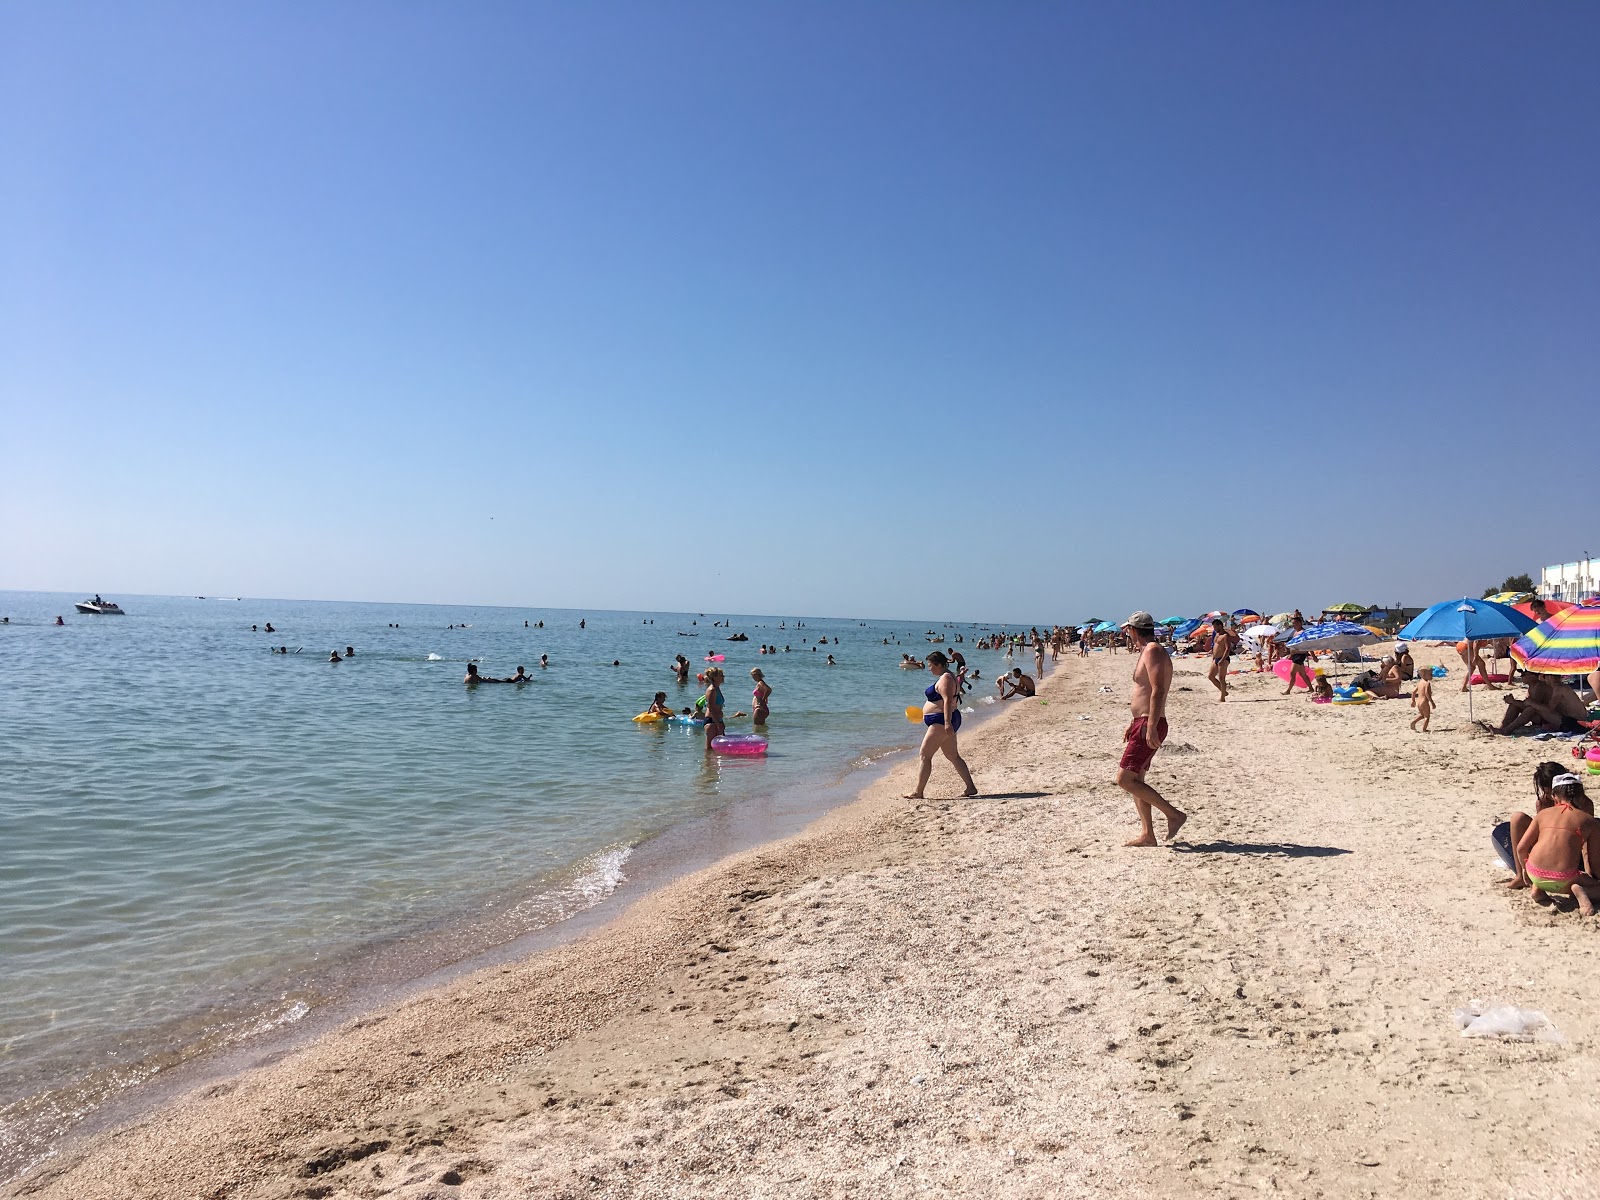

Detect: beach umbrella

[1172,618,1202,640]
[1397,598,1535,645]
[1093,620,1119,633]
[1240,623,1279,647]
[1232,608,1260,618]
[1268,612,1295,625]
[1513,598,1573,622]
[1286,621,1384,655]
[1159,616,1186,626]
[1485,591,1534,605]
[1323,602,1367,616]
[1397,598,1537,720]
[1511,599,1600,675]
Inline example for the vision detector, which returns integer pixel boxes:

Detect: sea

[0,591,1034,1177]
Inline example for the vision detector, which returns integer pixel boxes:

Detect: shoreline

[0,661,1009,1185]
[13,651,1600,1198]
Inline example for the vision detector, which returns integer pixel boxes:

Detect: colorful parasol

[1485,591,1534,605]
[1510,599,1600,674]
[1514,598,1573,622]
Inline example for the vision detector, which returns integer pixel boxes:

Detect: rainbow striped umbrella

[1511,599,1600,674]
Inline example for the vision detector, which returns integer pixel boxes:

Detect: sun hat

[1122,611,1156,632]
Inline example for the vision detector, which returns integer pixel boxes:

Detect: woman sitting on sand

[1503,762,1565,891]
[1367,656,1405,699]
[1393,643,1416,680]
[1515,773,1600,914]
[905,650,977,800]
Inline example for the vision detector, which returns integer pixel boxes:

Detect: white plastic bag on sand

[1452,1000,1565,1043]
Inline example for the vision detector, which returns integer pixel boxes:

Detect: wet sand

[11,649,1600,1199]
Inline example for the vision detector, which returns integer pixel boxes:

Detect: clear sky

[3,3,1596,623]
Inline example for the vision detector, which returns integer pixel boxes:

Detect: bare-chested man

[1119,612,1187,847]
[1498,674,1594,735]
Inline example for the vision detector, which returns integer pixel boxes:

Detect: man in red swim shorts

[1118,612,1187,847]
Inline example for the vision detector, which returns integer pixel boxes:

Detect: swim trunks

[1120,716,1168,774]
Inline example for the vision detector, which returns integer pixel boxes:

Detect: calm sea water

[0,591,1031,1173]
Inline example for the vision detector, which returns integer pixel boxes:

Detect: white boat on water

[74,597,125,615]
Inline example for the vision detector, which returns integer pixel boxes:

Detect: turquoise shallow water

[0,591,1026,1171]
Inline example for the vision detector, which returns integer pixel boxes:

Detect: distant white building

[1539,558,1597,602]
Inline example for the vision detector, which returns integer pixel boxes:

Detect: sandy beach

[12,648,1600,1200]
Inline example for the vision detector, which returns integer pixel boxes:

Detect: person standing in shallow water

[1118,612,1186,847]
[905,651,977,800]
[701,667,726,751]
[750,667,772,726]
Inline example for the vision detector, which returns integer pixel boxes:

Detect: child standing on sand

[1410,671,1435,732]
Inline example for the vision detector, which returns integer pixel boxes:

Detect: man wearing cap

[1119,611,1186,846]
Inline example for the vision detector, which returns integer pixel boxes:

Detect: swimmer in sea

[345,646,355,658]
[328,650,342,663]
[673,654,691,682]
[539,654,548,669]
[826,654,836,665]
[647,692,673,717]
[511,665,530,682]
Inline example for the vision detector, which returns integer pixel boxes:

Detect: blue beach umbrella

[1159,616,1186,626]
[1172,618,1202,640]
[1285,620,1383,655]
[1397,597,1534,645]
[1232,608,1260,619]
[1093,620,1119,633]
[1398,598,1536,720]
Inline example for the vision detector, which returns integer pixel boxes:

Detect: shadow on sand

[1172,839,1352,858]
[974,791,1050,801]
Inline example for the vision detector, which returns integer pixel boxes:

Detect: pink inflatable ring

[711,733,768,756]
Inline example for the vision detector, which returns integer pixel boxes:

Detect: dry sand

[11,648,1600,1199]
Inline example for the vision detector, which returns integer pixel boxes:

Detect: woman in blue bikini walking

[905,650,978,799]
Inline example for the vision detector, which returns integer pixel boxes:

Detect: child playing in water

[1515,774,1600,915]
[646,692,672,717]
[1409,670,1434,732]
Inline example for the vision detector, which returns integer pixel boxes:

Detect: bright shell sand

[13,647,1600,1198]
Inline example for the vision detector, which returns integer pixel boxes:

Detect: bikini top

[925,679,947,703]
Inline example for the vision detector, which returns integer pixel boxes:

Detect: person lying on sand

[1502,762,1564,890]
[1515,774,1600,914]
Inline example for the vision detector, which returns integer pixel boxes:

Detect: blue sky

[3,3,1596,623]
